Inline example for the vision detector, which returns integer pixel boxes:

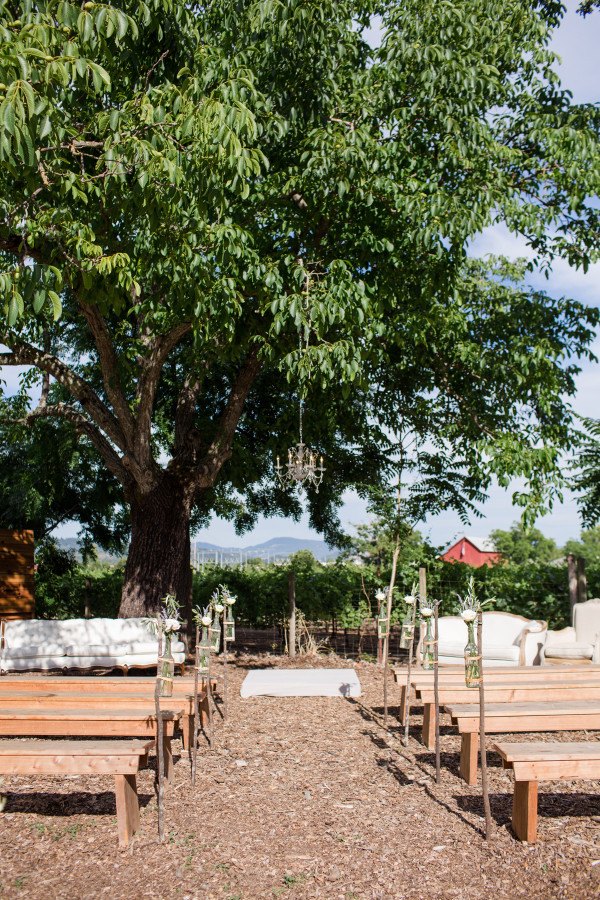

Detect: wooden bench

[395,666,600,726]
[416,682,600,748]
[0,707,183,781]
[0,739,153,845]
[0,690,209,753]
[494,741,600,842]
[445,700,600,785]
[0,676,216,739]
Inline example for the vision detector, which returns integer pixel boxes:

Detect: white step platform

[240,668,361,699]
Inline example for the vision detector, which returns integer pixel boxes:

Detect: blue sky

[2,3,599,550]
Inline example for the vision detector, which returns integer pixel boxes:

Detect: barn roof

[443,535,497,555]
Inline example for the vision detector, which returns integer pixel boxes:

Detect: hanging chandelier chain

[273,263,325,493]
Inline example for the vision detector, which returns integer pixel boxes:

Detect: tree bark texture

[119,475,193,618]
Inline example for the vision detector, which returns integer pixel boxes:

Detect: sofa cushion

[4,620,65,649]
[544,641,595,660]
[2,644,65,659]
[66,651,185,667]
[64,642,158,657]
[438,641,520,662]
[64,640,185,657]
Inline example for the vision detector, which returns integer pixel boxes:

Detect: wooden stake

[192,625,200,787]
[206,650,214,749]
[403,599,417,746]
[383,533,401,726]
[478,611,493,841]
[289,571,296,657]
[222,609,228,721]
[434,599,441,784]
[568,553,578,618]
[577,556,587,604]
[154,626,165,841]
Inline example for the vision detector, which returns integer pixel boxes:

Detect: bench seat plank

[0,707,182,780]
[394,666,600,726]
[0,679,216,748]
[0,676,212,692]
[446,702,600,785]
[494,741,600,842]
[0,738,153,845]
[417,686,600,748]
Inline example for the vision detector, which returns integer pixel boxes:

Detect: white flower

[421,607,433,617]
[201,615,212,627]
[214,603,224,613]
[164,618,180,632]
[461,609,477,622]
[375,590,386,602]
[404,595,416,604]
[225,595,236,606]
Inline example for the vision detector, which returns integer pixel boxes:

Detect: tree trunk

[119,476,192,618]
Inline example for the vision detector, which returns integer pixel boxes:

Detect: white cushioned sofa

[418,611,547,667]
[542,598,600,665]
[0,617,186,675]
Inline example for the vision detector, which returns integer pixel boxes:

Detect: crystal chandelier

[274,398,325,492]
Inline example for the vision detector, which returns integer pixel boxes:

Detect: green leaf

[48,291,62,321]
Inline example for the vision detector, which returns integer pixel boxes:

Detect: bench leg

[200,693,210,729]
[459,732,478,785]
[422,702,435,749]
[181,714,193,752]
[114,774,140,847]
[512,780,538,842]
[399,684,407,725]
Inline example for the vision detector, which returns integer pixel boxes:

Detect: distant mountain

[193,536,339,562]
[57,535,339,564]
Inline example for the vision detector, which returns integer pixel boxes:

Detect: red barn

[442,535,500,567]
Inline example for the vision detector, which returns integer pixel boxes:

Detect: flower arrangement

[192,605,213,672]
[376,589,389,639]
[400,585,418,649]
[456,577,490,688]
[419,595,435,669]
[144,594,181,696]
[144,593,182,636]
[220,584,237,643]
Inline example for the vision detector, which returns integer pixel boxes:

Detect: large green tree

[490,522,560,565]
[1,0,599,617]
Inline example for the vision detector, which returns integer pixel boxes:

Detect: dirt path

[1,655,599,899]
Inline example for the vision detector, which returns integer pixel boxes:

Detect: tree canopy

[1,0,600,615]
[490,521,561,565]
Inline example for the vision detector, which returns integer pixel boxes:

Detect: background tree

[1,0,600,617]
[344,518,428,574]
[490,522,561,565]
[0,395,128,557]
[564,526,600,564]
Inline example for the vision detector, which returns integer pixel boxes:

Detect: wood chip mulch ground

[1,653,600,899]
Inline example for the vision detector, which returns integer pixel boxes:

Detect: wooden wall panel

[0,529,35,619]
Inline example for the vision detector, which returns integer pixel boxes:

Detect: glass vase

[159,632,174,697]
[399,609,413,649]
[464,620,480,689]
[225,608,235,642]
[422,616,434,670]
[210,614,221,653]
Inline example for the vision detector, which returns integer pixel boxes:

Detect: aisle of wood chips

[1,655,600,899]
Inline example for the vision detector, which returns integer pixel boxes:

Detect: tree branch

[76,298,137,444]
[134,322,192,468]
[193,344,262,489]
[13,403,132,486]
[174,370,205,455]
[0,340,127,451]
